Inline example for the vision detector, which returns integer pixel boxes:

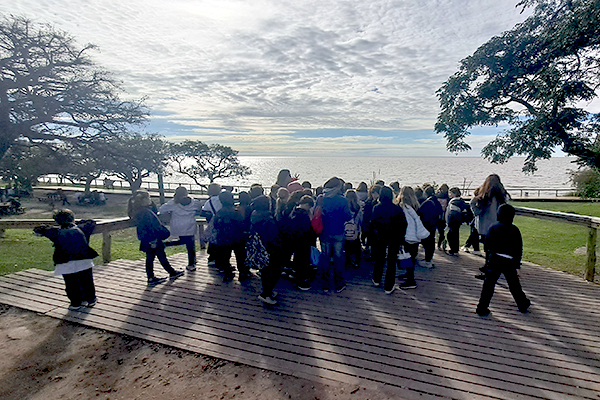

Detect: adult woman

[470,174,510,278]
[397,186,427,289]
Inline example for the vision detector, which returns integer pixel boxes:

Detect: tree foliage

[102,133,169,193]
[0,15,148,161]
[0,141,59,191]
[169,140,250,185]
[435,0,600,172]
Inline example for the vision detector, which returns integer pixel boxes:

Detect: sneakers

[472,250,483,256]
[147,276,168,286]
[170,270,185,279]
[186,264,197,271]
[258,295,278,305]
[81,298,97,307]
[335,285,346,293]
[372,278,380,287]
[68,304,82,311]
[297,282,311,291]
[399,281,417,290]
[460,246,471,253]
[238,272,252,281]
[476,307,491,316]
[519,299,531,313]
[420,261,434,269]
[385,285,397,295]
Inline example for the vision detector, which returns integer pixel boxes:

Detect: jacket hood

[497,203,515,224]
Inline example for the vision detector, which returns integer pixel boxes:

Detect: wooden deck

[1,250,599,399]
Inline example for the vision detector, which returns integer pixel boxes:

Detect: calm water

[197,156,578,191]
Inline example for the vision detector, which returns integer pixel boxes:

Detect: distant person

[275,169,294,188]
[289,195,317,290]
[362,185,381,254]
[370,186,407,294]
[390,181,400,198]
[471,174,510,278]
[275,187,290,222]
[356,182,368,204]
[417,185,443,268]
[159,187,203,271]
[317,177,351,293]
[267,184,278,213]
[436,184,450,251]
[301,181,312,189]
[130,190,184,285]
[445,187,470,255]
[56,188,70,206]
[250,195,282,305]
[34,209,98,311]
[201,183,223,266]
[461,187,482,256]
[397,186,429,289]
[476,204,530,316]
[213,191,251,282]
[344,189,362,269]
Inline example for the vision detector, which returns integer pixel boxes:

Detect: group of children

[35,171,529,316]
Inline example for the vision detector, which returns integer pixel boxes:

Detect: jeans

[421,227,436,262]
[447,222,461,253]
[168,235,197,266]
[319,238,345,291]
[215,242,248,275]
[63,268,95,306]
[403,242,419,283]
[260,250,282,298]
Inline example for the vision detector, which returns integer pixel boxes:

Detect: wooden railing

[515,206,599,281]
[0,218,206,265]
[1,208,597,281]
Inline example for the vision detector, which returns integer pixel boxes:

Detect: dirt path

[0,306,406,400]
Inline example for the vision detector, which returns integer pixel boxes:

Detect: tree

[168,140,250,185]
[0,15,148,162]
[0,141,59,192]
[53,140,112,193]
[103,133,168,193]
[435,0,600,173]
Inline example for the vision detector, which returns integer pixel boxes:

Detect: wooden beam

[586,227,597,282]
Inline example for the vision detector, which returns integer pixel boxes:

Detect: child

[200,183,223,266]
[445,187,469,255]
[159,187,203,271]
[344,189,362,269]
[289,195,317,290]
[34,209,98,311]
[213,190,250,282]
[476,204,530,316]
[130,190,184,286]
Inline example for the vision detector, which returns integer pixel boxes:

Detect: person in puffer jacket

[397,186,427,289]
[417,185,443,268]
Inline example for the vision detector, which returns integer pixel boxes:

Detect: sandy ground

[0,306,407,400]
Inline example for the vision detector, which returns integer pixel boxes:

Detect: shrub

[570,168,600,199]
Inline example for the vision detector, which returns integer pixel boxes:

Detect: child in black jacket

[34,209,98,311]
[129,190,184,286]
[289,195,316,290]
[445,187,470,255]
[476,204,530,316]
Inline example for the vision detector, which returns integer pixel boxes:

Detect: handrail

[0,217,206,265]
[514,206,598,281]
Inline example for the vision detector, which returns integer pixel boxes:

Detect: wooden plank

[13,268,600,389]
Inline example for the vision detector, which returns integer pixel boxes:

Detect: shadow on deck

[0,249,599,399]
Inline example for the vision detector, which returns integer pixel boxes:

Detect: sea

[164,156,578,195]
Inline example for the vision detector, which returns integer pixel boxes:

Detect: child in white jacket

[159,187,203,271]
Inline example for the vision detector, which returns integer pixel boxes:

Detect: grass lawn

[0,228,187,276]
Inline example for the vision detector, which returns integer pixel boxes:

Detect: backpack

[344,210,360,241]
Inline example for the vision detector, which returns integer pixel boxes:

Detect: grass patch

[0,228,187,276]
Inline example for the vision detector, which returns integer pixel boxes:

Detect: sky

[5,0,536,156]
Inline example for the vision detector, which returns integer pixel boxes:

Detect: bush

[570,168,600,199]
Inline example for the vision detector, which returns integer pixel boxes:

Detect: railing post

[102,231,112,264]
[586,226,597,282]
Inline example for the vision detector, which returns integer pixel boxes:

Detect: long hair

[475,174,510,203]
[128,190,151,219]
[398,186,420,211]
[345,189,361,213]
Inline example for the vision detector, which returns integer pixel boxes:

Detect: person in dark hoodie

[34,209,99,311]
[476,204,530,316]
[213,190,251,282]
[417,185,444,268]
[250,195,283,305]
[370,186,408,294]
[445,187,470,256]
[289,195,316,290]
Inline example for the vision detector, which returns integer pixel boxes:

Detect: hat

[287,181,303,193]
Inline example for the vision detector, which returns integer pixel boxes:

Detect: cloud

[5,0,531,155]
